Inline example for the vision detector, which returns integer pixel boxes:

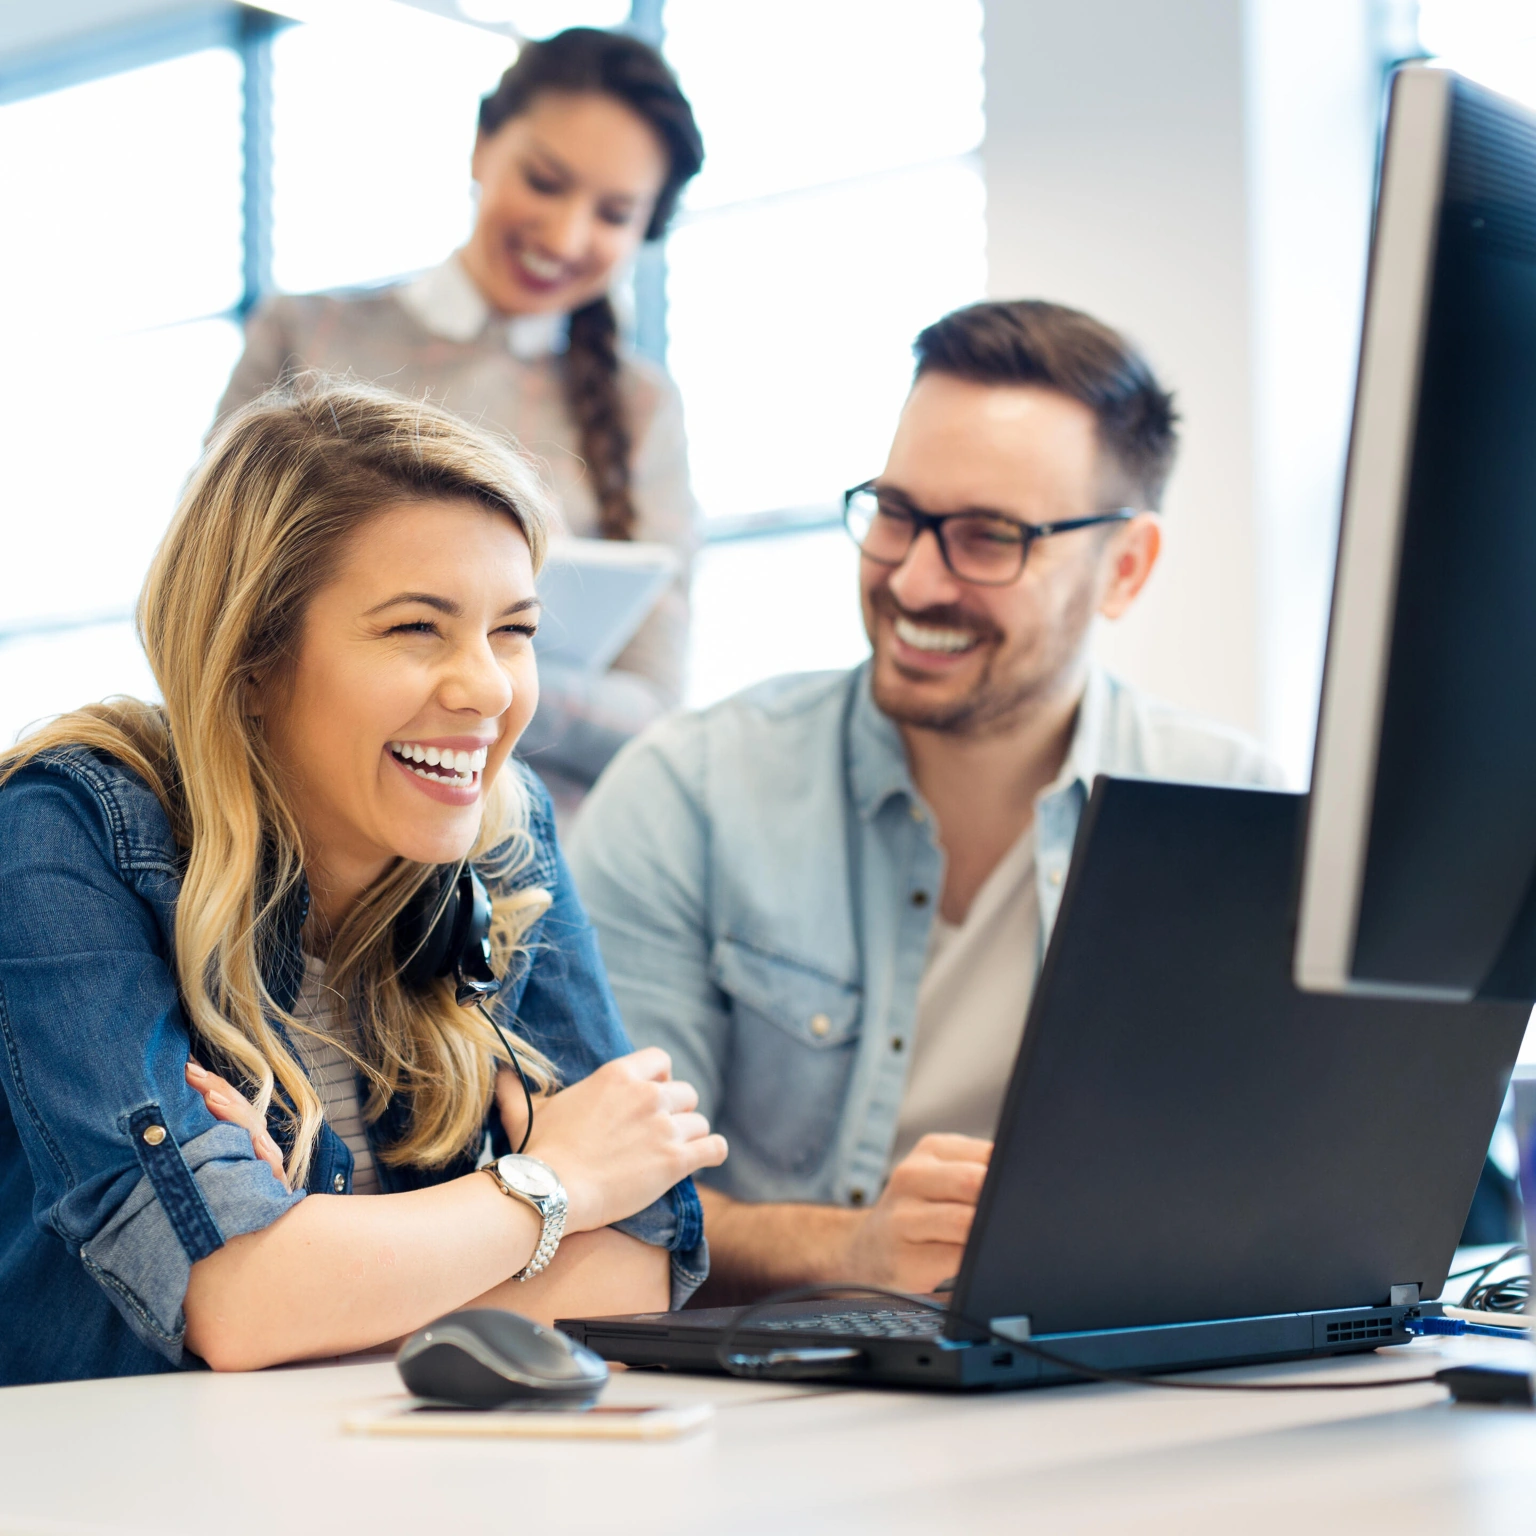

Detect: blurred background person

[217,26,705,809]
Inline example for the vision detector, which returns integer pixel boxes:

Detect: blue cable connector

[1405,1315,1527,1341]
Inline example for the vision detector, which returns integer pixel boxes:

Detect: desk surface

[2,1336,1534,1536]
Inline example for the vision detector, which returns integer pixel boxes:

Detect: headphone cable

[474,1000,535,1155]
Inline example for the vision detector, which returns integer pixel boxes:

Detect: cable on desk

[1453,1245,1529,1314]
[715,1284,1444,1394]
[1463,1272,1529,1313]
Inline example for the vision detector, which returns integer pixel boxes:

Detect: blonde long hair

[0,379,560,1184]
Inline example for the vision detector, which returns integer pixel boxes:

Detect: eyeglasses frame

[841,479,1140,587]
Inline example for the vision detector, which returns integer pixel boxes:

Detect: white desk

[2,1337,1533,1535]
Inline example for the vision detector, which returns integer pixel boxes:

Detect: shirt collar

[1053,663,1111,798]
[397,252,568,359]
[847,660,1114,824]
[848,662,918,822]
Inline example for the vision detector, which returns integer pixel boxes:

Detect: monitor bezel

[1293,65,1461,1000]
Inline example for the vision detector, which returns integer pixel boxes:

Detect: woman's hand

[185,1059,289,1188]
[522,1047,727,1234]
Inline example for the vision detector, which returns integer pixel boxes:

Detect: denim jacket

[0,749,705,1387]
[568,663,1283,1210]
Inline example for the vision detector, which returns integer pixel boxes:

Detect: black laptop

[559,780,1528,1390]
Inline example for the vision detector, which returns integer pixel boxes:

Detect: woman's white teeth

[388,742,488,783]
[894,616,980,654]
[519,250,564,281]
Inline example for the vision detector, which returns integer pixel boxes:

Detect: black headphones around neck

[396,865,535,1153]
[397,864,501,1007]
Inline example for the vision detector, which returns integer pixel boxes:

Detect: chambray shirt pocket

[710,937,862,1177]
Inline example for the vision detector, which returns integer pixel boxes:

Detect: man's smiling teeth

[389,742,487,785]
[893,616,981,654]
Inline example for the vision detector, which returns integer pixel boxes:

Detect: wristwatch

[484,1154,568,1281]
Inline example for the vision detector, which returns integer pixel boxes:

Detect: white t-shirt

[891,825,1041,1164]
[290,956,381,1194]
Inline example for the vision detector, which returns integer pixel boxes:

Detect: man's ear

[1096,513,1162,621]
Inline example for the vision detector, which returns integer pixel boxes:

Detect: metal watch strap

[484,1161,567,1282]
[514,1198,566,1282]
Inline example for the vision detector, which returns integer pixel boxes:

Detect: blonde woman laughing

[0,380,724,1385]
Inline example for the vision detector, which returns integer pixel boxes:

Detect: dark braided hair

[479,29,703,541]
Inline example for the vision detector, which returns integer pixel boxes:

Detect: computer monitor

[1295,65,1536,1003]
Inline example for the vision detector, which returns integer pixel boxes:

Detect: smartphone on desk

[345,1400,713,1441]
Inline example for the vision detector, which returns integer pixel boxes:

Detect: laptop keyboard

[754,1308,944,1340]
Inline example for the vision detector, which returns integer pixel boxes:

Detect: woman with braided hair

[219,27,704,809]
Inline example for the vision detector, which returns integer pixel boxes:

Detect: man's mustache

[869,584,1003,646]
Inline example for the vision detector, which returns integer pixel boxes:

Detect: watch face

[499,1156,559,1200]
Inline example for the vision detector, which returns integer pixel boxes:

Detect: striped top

[290,956,381,1195]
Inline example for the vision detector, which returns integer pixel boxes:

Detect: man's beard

[867,584,1088,739]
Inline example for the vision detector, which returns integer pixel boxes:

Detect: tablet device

[533,538,679,675]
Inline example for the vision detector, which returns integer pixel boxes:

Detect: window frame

[0,0,979,702]
[0,5,269,663]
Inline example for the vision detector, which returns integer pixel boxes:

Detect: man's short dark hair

[912,300,1180,510]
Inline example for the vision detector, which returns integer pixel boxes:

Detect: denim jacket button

[810,1013,831,1038]
[332,1173,346,1193]
[141,1125,166,1147]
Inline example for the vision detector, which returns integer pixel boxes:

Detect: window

[663,0,987,704]
[269,8,511,295]
[0,3,615,750]
[1416,0,1536,107]
[0,45,245,745]
[0,1,987,741]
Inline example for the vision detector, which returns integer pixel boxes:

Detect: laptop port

[992,1350,1013,1367]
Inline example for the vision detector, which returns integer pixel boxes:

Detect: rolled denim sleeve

[497,765,707,1306]
[0,769,303,1365]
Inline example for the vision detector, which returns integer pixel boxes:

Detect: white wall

[1245,0,1380,778]
[983,0,1382,781]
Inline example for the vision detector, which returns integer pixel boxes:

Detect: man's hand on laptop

[691,1133,992,1305]
[842,1134,992,1294]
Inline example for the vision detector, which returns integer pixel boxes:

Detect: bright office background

[0,0,1531,771]
[0,0,980,741]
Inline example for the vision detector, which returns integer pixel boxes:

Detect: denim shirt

[568,663,1283,1210]
[0,750,704,1387]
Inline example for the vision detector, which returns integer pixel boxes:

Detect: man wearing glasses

[567,299,1281,1301]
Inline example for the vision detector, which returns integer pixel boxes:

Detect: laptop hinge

[1390,1283,1421,1308]
[990,1314,1032,1342]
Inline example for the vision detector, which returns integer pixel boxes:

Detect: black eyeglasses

[842,481,1137,587]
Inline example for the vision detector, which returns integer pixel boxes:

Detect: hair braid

[565,296,635,540]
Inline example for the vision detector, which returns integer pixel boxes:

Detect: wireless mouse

[396,1308,610,1408]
